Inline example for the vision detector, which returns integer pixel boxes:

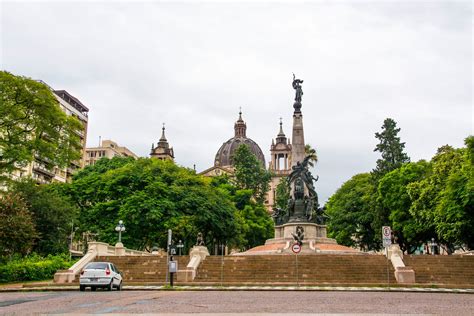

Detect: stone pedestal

[266,222,337,249]
[115,242,125,256]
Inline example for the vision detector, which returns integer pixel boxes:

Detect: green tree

[233,144,272,204]
[378,161,432,253]
[237,203,274,249]
[275,176,290,210]
[305,144,318,167]
[326,173,379,251]
[232,189,273,249]
[60,157,240,250]
[405,140,474,251]
[373,118,410,179]
[9,179,78,255]
[0,71,83,181]
[0,192,37,257]
[210,177,273,250]
[407,145,460,249]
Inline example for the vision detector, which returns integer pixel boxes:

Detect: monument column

[291,112,305,167]
[291,74,305,167]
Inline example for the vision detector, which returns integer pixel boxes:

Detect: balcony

[33,162,55,178]
[272,169,291,176]
[73,128,85,137]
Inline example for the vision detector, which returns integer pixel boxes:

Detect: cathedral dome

[214,111,266,168]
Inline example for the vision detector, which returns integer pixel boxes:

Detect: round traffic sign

[382,226,391,238]
[291,243,301,254]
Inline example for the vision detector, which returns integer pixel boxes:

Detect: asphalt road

[0,290,473,315]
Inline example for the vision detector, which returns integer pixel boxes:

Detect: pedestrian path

[1,284,473,293]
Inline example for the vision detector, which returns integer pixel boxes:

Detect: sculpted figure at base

[195,232,205,246]
[291,226,305,246]
[272,154,329,225]
[272,207,290,226]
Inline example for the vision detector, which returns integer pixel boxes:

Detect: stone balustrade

[176,246,210,282]
[54,241,153,284]
[386,244,415,284]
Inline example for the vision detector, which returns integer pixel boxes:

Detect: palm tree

[305,144,318,167]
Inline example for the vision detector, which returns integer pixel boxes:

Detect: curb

[1,285,473,294]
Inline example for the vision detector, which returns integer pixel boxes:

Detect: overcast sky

[1,0,472,204]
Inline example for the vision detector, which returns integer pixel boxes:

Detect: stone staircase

[404,255,474,287]
[89,255,189,283]
[72,254,474,287]
[193,254,396,286]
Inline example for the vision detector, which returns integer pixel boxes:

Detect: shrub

[0,254,75,283]
[0,192,37,257]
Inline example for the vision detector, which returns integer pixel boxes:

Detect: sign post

[291,243,301,286]
[166,229,172,283]
[168,258,177,287]
[291,243,302,254]
[382,226,392,249]
[382,226,391,290]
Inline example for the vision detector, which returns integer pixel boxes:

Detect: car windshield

[85,262,108,270]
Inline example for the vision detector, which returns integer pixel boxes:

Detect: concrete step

[84,254,474,287]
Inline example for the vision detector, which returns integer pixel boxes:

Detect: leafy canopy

[328,134,474,252]
[233,144,272,204]
[0,71,83,181]
[378,161,432,253]
[61,157,240,250]
[304,144,318,167]
[0,192,37,257]
[326,173,379,251]
[9,179,79,256]
[408,138,474,249]
[373,118,410,179]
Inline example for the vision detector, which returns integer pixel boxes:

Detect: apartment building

[85,140,138,166]
[12,84,89,184]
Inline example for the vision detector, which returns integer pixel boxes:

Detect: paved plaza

[0,290,473,315]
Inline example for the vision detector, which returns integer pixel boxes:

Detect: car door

[111,264,121,286]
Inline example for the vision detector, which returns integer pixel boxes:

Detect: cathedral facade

[199,111,292,212]
[199,111,266,178]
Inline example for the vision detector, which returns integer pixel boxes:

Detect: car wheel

[80,285,85,292]
[107,280,113,291]
[91,286,97,291]
[116,281,122,291]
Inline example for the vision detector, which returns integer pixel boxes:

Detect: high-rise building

[85,140,138,166]
[52,89,89,182]
[13,84,89,184]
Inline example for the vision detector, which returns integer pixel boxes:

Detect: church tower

[266,119,292,211]
[150,124,174,161]
[270,119,292,173]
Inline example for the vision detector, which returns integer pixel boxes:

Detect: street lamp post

[177,240,184,256]
[430,237,438,255]
[115,220,126,243]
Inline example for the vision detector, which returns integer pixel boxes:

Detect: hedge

[0,254,75,283]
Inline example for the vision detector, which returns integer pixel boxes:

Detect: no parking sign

[382,226,391,248]
[291,243,302,254]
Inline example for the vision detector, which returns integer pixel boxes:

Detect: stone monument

[265,74,336,252]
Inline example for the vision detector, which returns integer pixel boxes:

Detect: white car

[79,262,123,291]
